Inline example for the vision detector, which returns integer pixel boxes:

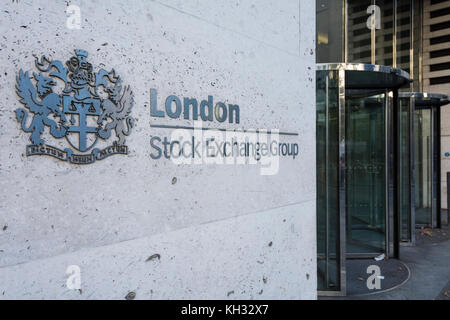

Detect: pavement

[345,258,409,297]
[323,223,450,300]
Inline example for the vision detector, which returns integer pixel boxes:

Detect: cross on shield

[63,95,101,152]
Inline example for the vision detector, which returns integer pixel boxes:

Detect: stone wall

[0,0,316,299]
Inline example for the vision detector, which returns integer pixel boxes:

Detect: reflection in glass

[316,70,341,291]
[414,109,432,226]
[375,0,393,66]
[316,0,344,63]
[396,0,412,75]
[316,0,419,91]
[347,0,373,64]
[316,0,419,93]
[411,0,422,91]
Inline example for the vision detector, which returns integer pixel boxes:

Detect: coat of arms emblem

[15,49,135,164]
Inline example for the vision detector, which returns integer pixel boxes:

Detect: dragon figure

[97,79,135,145]
[15,70,67,146]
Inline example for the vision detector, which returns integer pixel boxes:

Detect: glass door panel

[317,70,342,292]
[346,93,386,255]
[414,109,432,226]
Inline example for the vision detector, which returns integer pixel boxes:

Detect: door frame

[345,89,394,259]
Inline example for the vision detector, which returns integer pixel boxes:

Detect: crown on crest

[74,49,88,62]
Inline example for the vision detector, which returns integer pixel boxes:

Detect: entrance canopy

[317,63,411,89]
[400,93,449,109]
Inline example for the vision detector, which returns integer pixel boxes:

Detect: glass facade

[347,0,374,64]
[395,0,413,74]
[316,1,344,63]
[316,0,421,90]
[316,0,450,297]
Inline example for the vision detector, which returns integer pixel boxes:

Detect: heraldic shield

[14,49,135,164]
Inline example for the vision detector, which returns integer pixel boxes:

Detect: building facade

[317,0,450,210]
[316,0,450,295]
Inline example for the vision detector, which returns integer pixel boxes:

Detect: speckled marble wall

[0,0,316,299]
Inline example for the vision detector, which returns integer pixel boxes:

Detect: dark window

[353,50,371,59]
[430,7,450,18]
[354,39,372,47]
[430,48,450,58]
[353,16,367,25]
[384,58,393,66]
[430,62,450,72]
[399,30,410,39]
[430,76,450,85]
[399,17,410,26]
[430,21,450,32]
[397,5,411,14]
[430,35,450,45]
[384,9,393,17]
[353,28,369,37]
[430,0,448,5]
[384,21,393,29]
[352,4,369,13]
[398,43,410,51]
[399,55,410,64]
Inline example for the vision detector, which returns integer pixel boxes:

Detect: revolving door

[317,64,411,295]
[400,93,449,230]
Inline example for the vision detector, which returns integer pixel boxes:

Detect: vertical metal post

[431,108,436,228]
[343,0,348,63]
[410,0,414,91]
[447,172,450,226]
[325,75,330,286]
[410,96,416,244]
[437,107,442,229]
[393,0,398,68]
[338,66,347,296]
[386,91,392,257]
[419,0,424,92]
[371,0,376,64]
[393,89,400,259]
